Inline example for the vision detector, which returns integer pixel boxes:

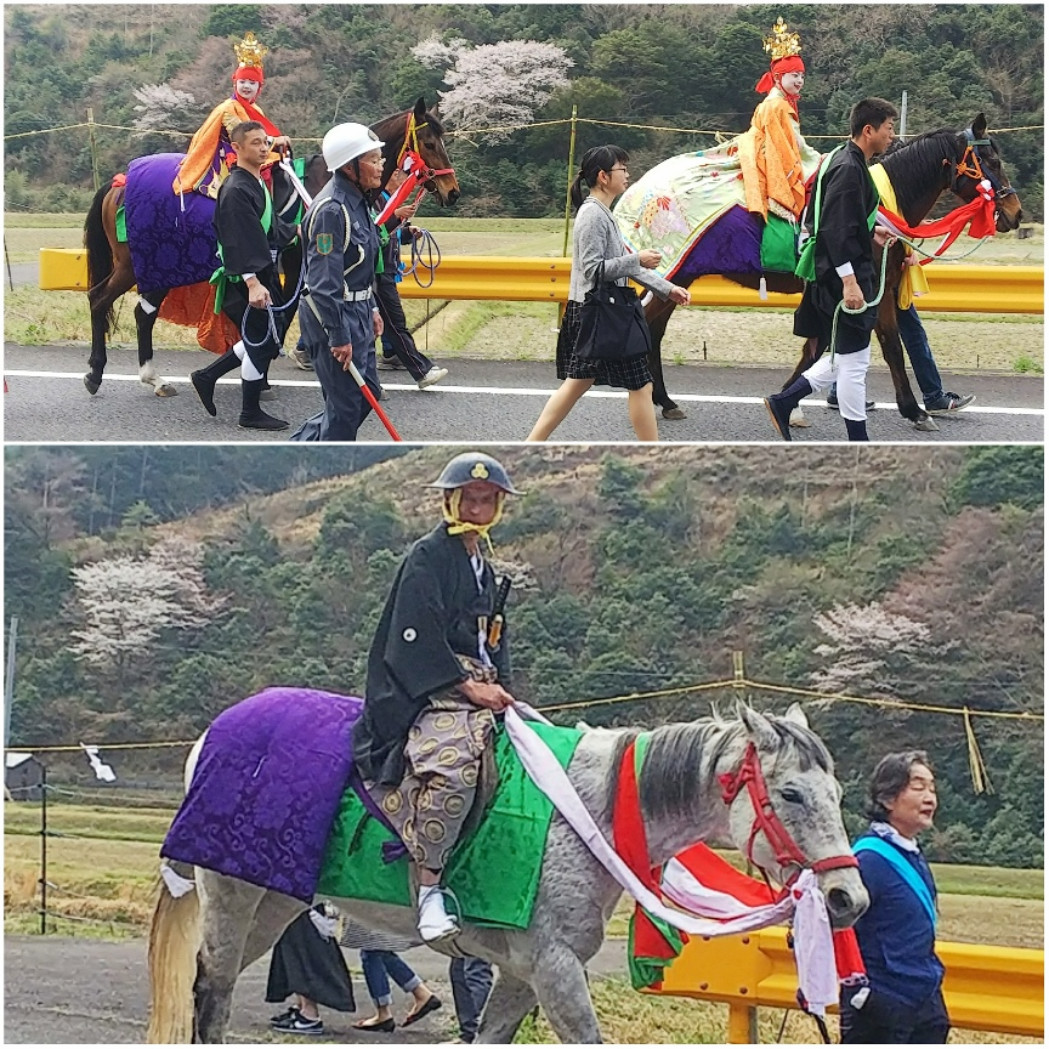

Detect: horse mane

[637,710,832,822]
[879,127,961,215]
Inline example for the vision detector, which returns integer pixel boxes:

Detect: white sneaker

[417,885,460,942]
[417,366,448,390]
[290,344,314,371]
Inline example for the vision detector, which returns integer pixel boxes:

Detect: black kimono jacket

[353,524,511,785]
[794,141,881,354]
[213,165,296,279]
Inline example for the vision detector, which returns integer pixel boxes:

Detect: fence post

[39,763,48,934]
[87,108,100,192]
[727,1002,758,1043]
[561,104,578,258]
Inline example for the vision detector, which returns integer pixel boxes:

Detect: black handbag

[574,261,653,362]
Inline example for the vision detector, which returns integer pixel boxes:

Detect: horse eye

[779,787,805,804]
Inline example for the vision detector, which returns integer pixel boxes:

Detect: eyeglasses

[608,166,629,173]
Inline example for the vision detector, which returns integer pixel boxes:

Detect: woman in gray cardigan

[526,145,691,441]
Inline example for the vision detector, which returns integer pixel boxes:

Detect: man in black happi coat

[353,452,521,943]
[190,120,299,430]
[765,97,899,442]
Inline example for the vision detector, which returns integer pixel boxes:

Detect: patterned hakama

[368,663,497,871]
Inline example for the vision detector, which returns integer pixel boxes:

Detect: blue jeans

[829,305,944,407]
[360,950,421,1007]
[449,956,493,1041]
[896,303,944,406]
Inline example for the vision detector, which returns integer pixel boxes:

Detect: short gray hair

[864,750,932,821]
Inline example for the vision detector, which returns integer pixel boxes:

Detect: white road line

[3,369,1043,416]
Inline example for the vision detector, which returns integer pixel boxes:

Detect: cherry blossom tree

[413,36,572,138]
[69,537,227,678]
[131,84,201,132]
[809,601,937,695]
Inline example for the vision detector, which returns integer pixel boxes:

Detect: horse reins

[718,741,859,885]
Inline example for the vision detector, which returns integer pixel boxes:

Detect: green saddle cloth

[317,720,583,930]
[760,213,799,273]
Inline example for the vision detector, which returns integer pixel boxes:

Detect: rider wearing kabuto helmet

[353,452,522,943]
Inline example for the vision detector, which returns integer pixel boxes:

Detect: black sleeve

[818,161,870,271]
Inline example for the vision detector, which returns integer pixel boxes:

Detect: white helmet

[321,122,384,173]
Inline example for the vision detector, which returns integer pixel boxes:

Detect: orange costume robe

[172,94,284,197]
[737,86,821,221]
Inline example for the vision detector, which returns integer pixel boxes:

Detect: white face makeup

[779,70,805,96]
[234,79,260,103]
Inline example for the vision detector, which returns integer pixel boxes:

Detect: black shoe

[190,370,218,417]
[763,396,793,441]
[271,1006,300,1025]
[926,392,975,416]
[271,1012,324,1035]
[238,409,289,431]
[353,1017,396,1033]
[377,355,405,371]
[827,392,875,412]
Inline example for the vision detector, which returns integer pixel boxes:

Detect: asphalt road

[5,343,1043,443]
[4,933,627,1044]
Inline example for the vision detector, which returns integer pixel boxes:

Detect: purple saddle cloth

[161,687,364,902]
[124,154,220,294]
[675,204,764,283]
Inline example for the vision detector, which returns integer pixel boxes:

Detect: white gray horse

[147,703,868,1043]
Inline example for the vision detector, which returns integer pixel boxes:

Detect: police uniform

[290,170,381,441]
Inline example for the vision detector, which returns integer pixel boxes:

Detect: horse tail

[146,869,200,1044]
[83,185,116,329]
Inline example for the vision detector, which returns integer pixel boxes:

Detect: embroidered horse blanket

[615,141,817,282]
[162,687,584,929]
[124,153,220,294]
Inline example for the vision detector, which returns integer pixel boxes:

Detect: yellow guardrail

[39,248,1044,314]
[648,926,1043,1041]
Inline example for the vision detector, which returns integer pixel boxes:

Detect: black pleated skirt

[556,300,654,390]
[265,909,355,1012]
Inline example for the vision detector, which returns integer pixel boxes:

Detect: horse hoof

[913,414,939,433]
[84,374,100,396]
[153,383,179,398]
[789,408,811,428]
[662,407,687,420]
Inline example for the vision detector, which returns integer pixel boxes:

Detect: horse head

[373,97,460,207]
[723,703,869,928]
[951,113,1023,232]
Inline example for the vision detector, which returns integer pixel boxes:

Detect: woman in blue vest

[842,750,948,1043]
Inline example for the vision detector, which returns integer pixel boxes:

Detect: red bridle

[718,741,859,883]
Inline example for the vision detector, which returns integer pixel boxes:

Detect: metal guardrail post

[727,1003,758,1043]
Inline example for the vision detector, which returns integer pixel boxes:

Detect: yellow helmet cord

[443,488,505,555]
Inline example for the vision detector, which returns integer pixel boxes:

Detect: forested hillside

[4,3,1043,217]
[4,444,1043,867]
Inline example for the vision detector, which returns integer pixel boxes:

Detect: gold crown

[763,17,802,61]
[233,31,268,70]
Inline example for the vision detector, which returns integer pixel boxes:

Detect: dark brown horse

[82,98,458,397]
[634,114,1022,427]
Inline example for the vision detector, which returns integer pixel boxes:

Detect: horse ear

[783,702,809,729]
[414,97,427,119]
[972,113,988,139]
[737,703,779,752]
